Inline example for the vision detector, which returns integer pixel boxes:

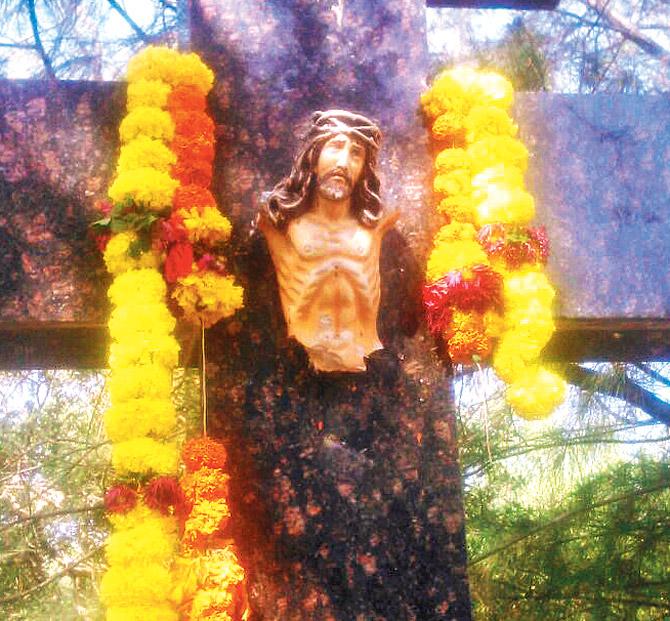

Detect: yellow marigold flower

[170,52,215,94]
[190,588,233,619]
[117,136,176,175]
[483,310,504,338]
[506,366,566,419]
[437,195,475,222]
[105,517,178,566]
[172,273,244,328]
[112,438,180,476]
[200,546,246,585]
[431,111,465,140]
[100,563,173,607]
[425,239,488,283]
[127,79,171,110]
[179,206,233,245]
[473,163,524,189]
[465,105,518,143]
[497,327,551,363]
[472,166,535,226]
[127,46,180,81]
[108,303,177,342]
[126,46,214,95]
[504,298,554,329]
[474,185,535,226]
[109,502,177,533]
[108,167,178,211]
[433,169,471,197]
[106,606,179,621]
[107,268,167,306]
[104,398,177,443]
[471,71,514,109]
[108,364,173,403]
[108,334,180,370]
[422,67,476,119]
[447,66,481,94]
[432,222,477,245]
[492,337,526,383]
[421,80,462,120]
[504,270,555,308]
[435,148,470,174]
[467,136,528,175]
[103,232,160,276]
[184,498,231,538]
[119,106,175,143]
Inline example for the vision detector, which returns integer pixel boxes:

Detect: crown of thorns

[307,109,382,150]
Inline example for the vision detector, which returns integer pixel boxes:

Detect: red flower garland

[477,224,549,270]
[104,485,137,514]
[423,264,503,335]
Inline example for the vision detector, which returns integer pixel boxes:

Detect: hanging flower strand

[95,46,247,620]
[99,47,183,621]
[421,67,566,419]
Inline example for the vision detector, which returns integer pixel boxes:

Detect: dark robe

[207,226,472,621]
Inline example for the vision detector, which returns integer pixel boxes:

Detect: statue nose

[336,149,351,168]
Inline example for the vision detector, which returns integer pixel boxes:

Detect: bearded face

[317,167,354,201]
[315,133,365,202]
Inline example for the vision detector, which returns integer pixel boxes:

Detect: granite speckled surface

[0,80,119,322]
[191,0,472,618]
[516,93,670,319]
[2,54,669,326]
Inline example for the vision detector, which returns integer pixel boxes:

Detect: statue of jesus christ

[259,109,397,372]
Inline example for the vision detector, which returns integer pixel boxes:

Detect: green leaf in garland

[91,217,111,229]
[127,237,148,259]
[110,218,129,234]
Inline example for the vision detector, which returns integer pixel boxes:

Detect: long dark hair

[263,110,383,230]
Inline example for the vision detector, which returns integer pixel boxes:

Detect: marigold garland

[96,46,247,621]
[421,66,566,419]
[173,438,248,621]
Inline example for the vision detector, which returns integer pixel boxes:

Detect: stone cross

[1,0,669,618]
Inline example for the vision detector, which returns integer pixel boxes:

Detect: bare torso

[260,211,394,372]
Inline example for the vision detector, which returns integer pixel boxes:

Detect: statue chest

[287,219,375,263]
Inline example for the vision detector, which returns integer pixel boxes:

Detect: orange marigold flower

[181,467,230,504]
[172,158,213,188]
[447,327,492,364]
[173,111,215,142]
[183,499,231,548]
[173,185,217,212]
[182,437,228,472]
[167,84,207,114]
[171,135,215,166]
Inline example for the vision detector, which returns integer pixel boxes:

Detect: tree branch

[26,0,56,80]
[464,433,670,480]
[106,0,151,43]
[565,363,670,426]
[0,42,37,50]
[0,504,103,534]
[583,0,670,63]
[633,362,670,390]
[0,546,102,604]
[471,478,670,565]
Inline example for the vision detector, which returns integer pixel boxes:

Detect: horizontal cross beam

[1,320,669,369]
[427,0,559,9]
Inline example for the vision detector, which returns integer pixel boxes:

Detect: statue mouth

[322,168,351,185]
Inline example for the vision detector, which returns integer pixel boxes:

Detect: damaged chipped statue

[259,109,397,373]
